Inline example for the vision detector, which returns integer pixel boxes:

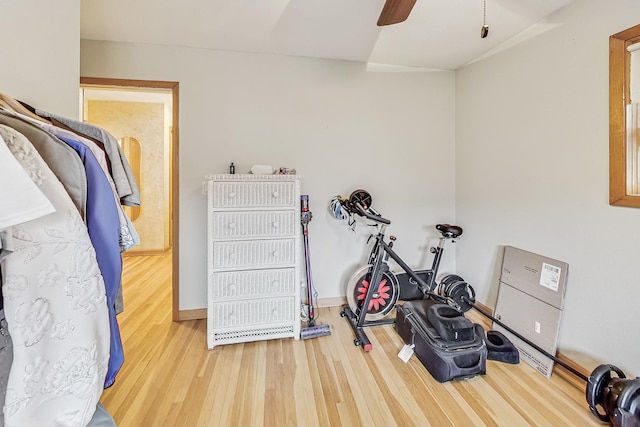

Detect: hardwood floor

[102,253,601,426]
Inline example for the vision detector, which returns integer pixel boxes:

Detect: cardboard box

[493,246,569,377]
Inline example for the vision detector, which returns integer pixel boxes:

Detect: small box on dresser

[205,174,302,349]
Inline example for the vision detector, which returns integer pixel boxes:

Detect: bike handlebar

[353,202,391,225]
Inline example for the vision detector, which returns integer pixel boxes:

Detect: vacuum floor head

[300,324,331,340]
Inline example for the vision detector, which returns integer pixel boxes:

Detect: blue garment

[53,131,124,388]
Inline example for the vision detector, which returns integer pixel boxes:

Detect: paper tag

[539,262,561,291]
[397,344,415,363]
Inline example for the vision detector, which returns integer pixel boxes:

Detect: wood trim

[555,352,592,391]
[80,77,182,321]
[609,32,623,203]
[122,249,171,257]
[611,24,640,41]
[474,300,492,314]
[177,308,207,321]
[609,24,640,207]
[170,84,180,321]
[80,77,178,90]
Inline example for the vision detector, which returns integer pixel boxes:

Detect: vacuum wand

[301,195,315,326]
[300,195,331,340]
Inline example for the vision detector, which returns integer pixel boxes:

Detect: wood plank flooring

[102,253,601,426]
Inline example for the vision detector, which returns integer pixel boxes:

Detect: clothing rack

[0,91,141,426]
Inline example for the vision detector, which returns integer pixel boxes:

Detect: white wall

[0,0,80,118]
[456,0,640,376]
[80,41,457,312]
[9,0,634,378]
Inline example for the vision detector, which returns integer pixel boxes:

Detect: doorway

[80,77,181,321]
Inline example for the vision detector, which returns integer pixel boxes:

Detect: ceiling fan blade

[377,0,417,26]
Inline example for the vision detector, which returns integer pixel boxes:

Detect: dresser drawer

[211,239,295,270]
[210,268,295,299]
[210,297,295,329]
[211,181,296,209]
[210,210,296,240]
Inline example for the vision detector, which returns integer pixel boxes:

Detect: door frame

[80,77,182,321]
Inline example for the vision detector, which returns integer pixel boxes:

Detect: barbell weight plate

[586,364,626,422]
[348,189,373,211]
[446,280,475,312]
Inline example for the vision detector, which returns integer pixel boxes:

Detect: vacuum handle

[354,202,391,225]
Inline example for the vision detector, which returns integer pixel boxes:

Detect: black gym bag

[395,299,487,383]
[396,270,430,301]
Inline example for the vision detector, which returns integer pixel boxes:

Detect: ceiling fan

[376,0,490,38]
[377,0,417,26]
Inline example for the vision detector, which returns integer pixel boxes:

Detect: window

[610,24,640,207]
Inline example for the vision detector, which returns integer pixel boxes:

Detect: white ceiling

[80,0,576,71]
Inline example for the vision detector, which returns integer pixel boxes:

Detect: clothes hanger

[0,92,50,123]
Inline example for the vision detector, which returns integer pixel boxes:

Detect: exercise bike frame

[340,202,458,352]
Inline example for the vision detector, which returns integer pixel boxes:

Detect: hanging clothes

[0,311,12,427]
[36,125,125,388]
[0,132,55,231]
[4,102,140,303]
[30,110,142,315]
[0,111,87,220]
[19,114,140,253]
[18,114,138,318]
[0,124,110,427]
[0,92,141,425]
[0,133,56,427]
[37,110,141,207]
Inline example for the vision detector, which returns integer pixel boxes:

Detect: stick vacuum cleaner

[300,195,332,340]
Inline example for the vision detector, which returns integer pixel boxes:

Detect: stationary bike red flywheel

[346,265,399,321]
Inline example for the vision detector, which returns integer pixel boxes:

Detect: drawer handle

[271,308,278,315]
[229,253,236,259]
[272,250,279,257]
[228,222,236,229]
[272,221,279,228]
[228,312,236,320]
[228,283,236,291]
[271,280,279,287]
[272,191,279,198]
[228,192,236,198]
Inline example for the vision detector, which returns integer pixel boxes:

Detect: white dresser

[205,174,302,349]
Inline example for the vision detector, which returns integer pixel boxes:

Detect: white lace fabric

[0,134,55,230]
[0,125,110,427]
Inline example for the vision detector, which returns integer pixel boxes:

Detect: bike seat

[436,224,463,238]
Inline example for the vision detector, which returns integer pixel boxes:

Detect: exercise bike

[337,190,475,352]
[333,189,639,426]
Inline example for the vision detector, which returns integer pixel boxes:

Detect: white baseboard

[316,296,347,308]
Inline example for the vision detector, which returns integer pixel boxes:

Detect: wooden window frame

[610,24,640,207]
